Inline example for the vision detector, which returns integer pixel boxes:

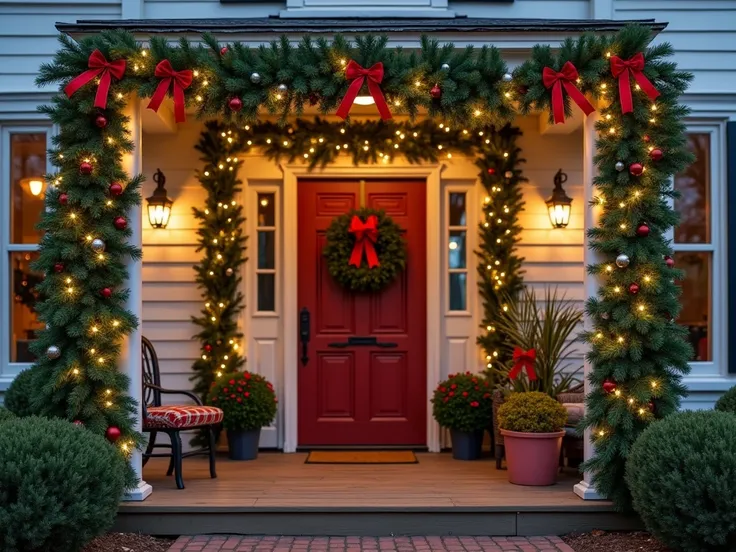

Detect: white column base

[573,480,605,500]
[123,480,153,502]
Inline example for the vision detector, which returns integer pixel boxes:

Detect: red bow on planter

[147,60,193,123]
[509,347,537,381]
[348,215,380,268]
[610,53,660,114]
[336,61,392,121]
[542,62,595,124]
[64,49,126,109]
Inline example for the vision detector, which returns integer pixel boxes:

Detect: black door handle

[299,307,310,366]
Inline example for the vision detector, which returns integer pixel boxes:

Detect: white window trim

[249,184,280,318]
[0,124,53,387]
[444,182,476,317]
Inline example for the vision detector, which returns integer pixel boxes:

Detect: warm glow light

[22,178,45,197]
[353,95,376,106]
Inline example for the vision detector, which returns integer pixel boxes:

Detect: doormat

[305,451,418,464]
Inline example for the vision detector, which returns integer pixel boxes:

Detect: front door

[297,179,427,446]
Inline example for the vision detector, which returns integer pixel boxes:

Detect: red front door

[297,179,427,446]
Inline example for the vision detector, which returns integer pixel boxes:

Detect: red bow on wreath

[147,60,193,123]
[542,62,595,124]
[610,53,660,114]
[348,215,380,268]
[64,49,126,109]
[336,61,392,121]
[509,347,537,381]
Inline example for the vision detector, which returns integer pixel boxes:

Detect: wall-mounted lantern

[21,177,45,197]
[546,169,572,229]
[146,168,173,229]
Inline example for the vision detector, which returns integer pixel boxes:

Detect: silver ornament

[616,254,630,268]
[250,72,262,84]
[601,312,610,320]
[441,63,450,71]
[226,268,234,276]
[46,345,61,359]
[503,73,513,82]
[615,161,625,172]
[504,171,513,178]
[277,83,288,92]
[91,238,106,252]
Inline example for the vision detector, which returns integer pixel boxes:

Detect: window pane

[449,192,466,226]
[257,273,276,312]
[674,251,711,361]
[674,133,710,244]
[449,230,466,269]
[258,231,275,269]
[9,251,43,362]
[258,193,275,227]
[449,272,467,311]
[10,133,47,244]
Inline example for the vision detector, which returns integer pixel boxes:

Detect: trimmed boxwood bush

[3,367,38,417]
[0,406,14,423]
[626,411,736,552]
[715,385,736,414]
[497,391,568,433]
[0,416,127,552]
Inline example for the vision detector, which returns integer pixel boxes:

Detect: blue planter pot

[451,429,484,461]
[227,428,261,460]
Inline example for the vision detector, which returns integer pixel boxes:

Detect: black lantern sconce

[546,169,572,229]
[146,169,173,229]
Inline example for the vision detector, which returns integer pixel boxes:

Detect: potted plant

[208,371,278,460]
[431,372,493,460]
[497,391,568,485]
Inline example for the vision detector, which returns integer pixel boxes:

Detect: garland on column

[476,124,526,381]
[191,121,247,402]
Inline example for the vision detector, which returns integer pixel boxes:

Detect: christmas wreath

[323,208,407,292]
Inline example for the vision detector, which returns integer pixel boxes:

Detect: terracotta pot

[499,429,564,486]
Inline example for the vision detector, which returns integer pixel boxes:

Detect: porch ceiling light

[146,168,173,229]
[353,95,376,106]
[546,169,572,229]
[21,177,45,197]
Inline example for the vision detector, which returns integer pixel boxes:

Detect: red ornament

[665,255,675,268]
[109,182,123,196]
[629,163,644,176]
[636,223,650,237]
[113,216,127,230]
[79,161,93,175]
[228,97,243,112]
[95,114,108,128]
[101,288,112,299]
[487,167,496,175]
[602,380,617,394]
[204,344,213,352]
[308,93,321,106]
[648,400,656,413]
[59,193,69,206]
[54,263,65,273]
[220,46,229,56]
[73,420,84,426]
[516,85,529,96]
[105,426,121,442]
[430,84,442,99]
[628,283,640,295]
[643,135,651,143]
[649,148,663,162]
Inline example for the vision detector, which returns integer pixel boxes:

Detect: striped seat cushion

[144,405,223,429]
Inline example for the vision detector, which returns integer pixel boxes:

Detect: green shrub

[715,385,736,414]
[208,371,277,431]
[0,416,126,552]
[626,411,736,552]
[0,406,14,423]
[4,367,38,417]
[497,391,568,433]
[431,372,493,432]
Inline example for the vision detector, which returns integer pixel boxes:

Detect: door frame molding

[280,163,444,453]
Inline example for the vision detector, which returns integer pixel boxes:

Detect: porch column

[574,111,605,501]
[121,97,153,501]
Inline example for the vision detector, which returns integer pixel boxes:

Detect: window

[672,128,724,372]
[2,128,50,364]
[256,192,276,312]
[447,191,467,311]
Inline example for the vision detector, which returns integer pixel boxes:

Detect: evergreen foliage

[0,407,14,423]
[715,385,736,414]
[190,122,247,403]
[0,416,126,552]
[4,367,40,417]
[208,371,278,431]
[497,391,568,434]
[574,26,694,511]
[626,411,736,551]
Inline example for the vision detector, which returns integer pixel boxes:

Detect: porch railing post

[574,111,605,500]
[121,96,153,501]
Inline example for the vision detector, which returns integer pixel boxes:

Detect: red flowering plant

[431,372,493,432]
[207,371,277,431]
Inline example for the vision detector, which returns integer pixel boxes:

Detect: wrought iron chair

[142,336,223,489]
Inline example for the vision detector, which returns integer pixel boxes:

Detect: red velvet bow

[147,60,193,123]
[542,62,595,124]
[509,347,537,381]
[336,61,392,121]
[64,49,126,109]
[610,53,660,114]
[348,215,380,269]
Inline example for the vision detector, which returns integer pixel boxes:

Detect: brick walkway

[168,536,575,552]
